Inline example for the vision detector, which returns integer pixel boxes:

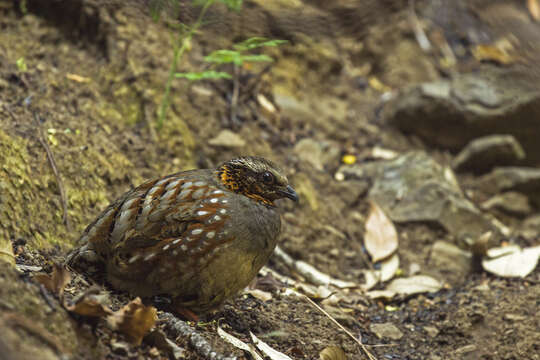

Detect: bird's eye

[261,171,274,184]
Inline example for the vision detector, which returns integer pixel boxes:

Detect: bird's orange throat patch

[217,166,274,206]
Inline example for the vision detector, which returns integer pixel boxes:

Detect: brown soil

[0,1,538,359]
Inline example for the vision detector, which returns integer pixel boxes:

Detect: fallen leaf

[472,39,516,65]
[33,263,71,299]
[107,298,157,345]
[218,325,264,360]
[364,201,399,262]
[66,294,113,317]
[365,289,396,300]
[361,253,400,290]
[244,288,273,302]
[319,346,347,360]
[250,331,293,360]
[528,0,540,20]
[482,245,540,278]
[386,275,442,296]
[66,73,91,83]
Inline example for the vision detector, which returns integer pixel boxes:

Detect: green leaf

[204,49,243,65]
[175,71,232,81]
[238,54,274,63]
[233,37,288,51]
[16,57,27,72]
[219,0,243,11]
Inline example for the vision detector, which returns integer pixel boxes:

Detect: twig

[408,0,431,52]
[33,112,70,230]
[3,104,17,122]
[39,284,57,313]
[229,64,240,128]
[160,312,237,360]
[299,292,377,360]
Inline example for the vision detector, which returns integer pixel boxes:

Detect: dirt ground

[0,0,539,359]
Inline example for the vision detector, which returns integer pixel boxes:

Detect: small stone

[423,326,439,338]
[455,344,477,355]
[370,322,404,340]
[110,340,130,355]
[429,241,473,285]
[293,138,324,170]
[503,313,527,321]
[481,191,532,217]
[208,130,245,148]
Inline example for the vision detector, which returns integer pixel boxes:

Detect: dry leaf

[66,294,113,317]
[33,263,71,299]
[528,0,540,20]
[482,245,540,278]
[244,288,273,302]
[107,298,157,345]
[217,325,264,360]
[361,253,400,291]
[66,73,91,83]
[319,346,347,360]
[386,275,442,296]
[364,201,399,262]
[250,331,293,360]
[472,39,516,65]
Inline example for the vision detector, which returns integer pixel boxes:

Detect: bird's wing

[76,173,230,269]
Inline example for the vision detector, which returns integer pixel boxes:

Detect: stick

[33,112,70,230]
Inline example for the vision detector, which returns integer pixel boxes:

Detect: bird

[67,156,298,316]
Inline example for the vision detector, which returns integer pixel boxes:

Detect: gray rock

[481,191,532,217]
[358,152,499,246]
[429,241,473,285]
[208,130,245,148]
[453,135,525,174]
[370,322,404,340]
[477,167,540,206]
[294,138,324,170]
[384,68,540,162]
[294,138,340,170]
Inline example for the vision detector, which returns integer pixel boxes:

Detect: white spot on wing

[213,215,221,221]
[206,231,215,239]
[144,253,156,261]
[181,244,188,251]
[209,198,218,203]
[128,255,140,264]
[173,239,181,244]
[163,244,170,250]
[182,181,193,188]
[166,179,181,190]
[191,228,203,235]
[221,199,228,204]
[197,210,209,216]
[220,209,227,214]
[212,190,223,195]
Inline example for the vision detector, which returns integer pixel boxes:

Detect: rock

[481,191,532,217]
[293,138,340,170]
[477,167,540,206]
[208,130,246,148]
[111,340,130,356]
[294,138,324,170]
[369,322,404,340]
[452,135,525,174]
[383,68,540,162]
[341,152,500,246]
[423,326,439,338]
[429,241,473,285]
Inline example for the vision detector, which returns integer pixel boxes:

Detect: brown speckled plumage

[67,157,297,314]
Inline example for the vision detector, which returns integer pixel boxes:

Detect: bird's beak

[281,185,299,202]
